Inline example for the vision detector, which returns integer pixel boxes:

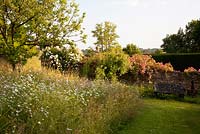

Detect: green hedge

[152,53,200,71]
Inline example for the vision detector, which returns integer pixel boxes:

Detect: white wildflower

[37,121,41,125]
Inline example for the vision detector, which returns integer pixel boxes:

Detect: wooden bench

[154,83,186,98]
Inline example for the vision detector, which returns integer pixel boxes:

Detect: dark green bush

[80,54,103,79]
[137,85,155,97]
[152,53,200,71]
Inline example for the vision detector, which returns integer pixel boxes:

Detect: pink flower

[184,67,197,73]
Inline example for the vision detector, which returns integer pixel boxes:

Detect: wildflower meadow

[0,62,140,133]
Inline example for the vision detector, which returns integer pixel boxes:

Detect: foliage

[154,62,174,72]
[0,0,86,70]
[185,19,200,52]
[123,43,141,56]
[96,47,130,80]
[161,28,185,53]
[81,48,130,80]
[184,67,198,73]
[137,85,155,98]
[129,54,173,82]
[40,46,83,72]
[38,0,86,49]
[154,49,164,55]
[183,95,200,104]
[152,53,200,71]
[0,0,46,69]
[141,48,161,54]
[92,21,119,52]
[161,19,200,53]
[80,54,102,79]
[82,47,97,57]
[130,54,155,75]
[0,69,139,134]
[0,44,39,70]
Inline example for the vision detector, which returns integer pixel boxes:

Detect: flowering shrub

[81,48,130,80]
[40,46,83,72]
[130,54,156,75]
[155,62,174,72]
[0,69,139,134]
[184,67,198,73]
[129,54,173,81]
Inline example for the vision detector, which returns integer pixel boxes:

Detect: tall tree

[161,28,185,53]
[123,43,141,56]
[92,21,119,52]
[161,19,200,53]
[185,19,200,52]
[0,0,86,70]
[38,0,86,49]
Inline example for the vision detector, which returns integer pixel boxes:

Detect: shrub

[130,54,155,75]
[0,70,140,134]
[128,54,173,82]
[155,62,174,72]
[40,46,83,72]
[80,54,103,79]
[184,67,198,73]
[137,85,155,97]
[81,48,130,80]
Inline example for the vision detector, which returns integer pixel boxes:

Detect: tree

[92,21,119,52]
[38,0,86,49]
[123,43,141,56]
[0,0,86,70]
[161,28,185,53]
[154,49,164,55]
[161,19,200,53]
[185,19,200,52]
[82,47,96,57]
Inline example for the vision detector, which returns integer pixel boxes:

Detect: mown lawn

[120,99,200,134]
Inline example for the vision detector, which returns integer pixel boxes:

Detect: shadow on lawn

[145,94,200,105]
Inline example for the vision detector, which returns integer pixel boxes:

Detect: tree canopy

[185,19,200,52]
[92,21,119,52]
[0,0,86,70]
[161,19,200,53]
[161,28,185,53]
[123,43,141,56]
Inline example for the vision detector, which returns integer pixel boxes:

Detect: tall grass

[0,58,140,134]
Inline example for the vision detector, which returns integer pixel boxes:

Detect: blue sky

[76,0,200,49]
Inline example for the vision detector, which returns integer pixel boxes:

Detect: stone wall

[152,72,200,91]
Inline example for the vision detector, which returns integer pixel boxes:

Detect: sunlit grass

[0,57,12,72]
[22,56,42,71]
[120,99,200,134]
